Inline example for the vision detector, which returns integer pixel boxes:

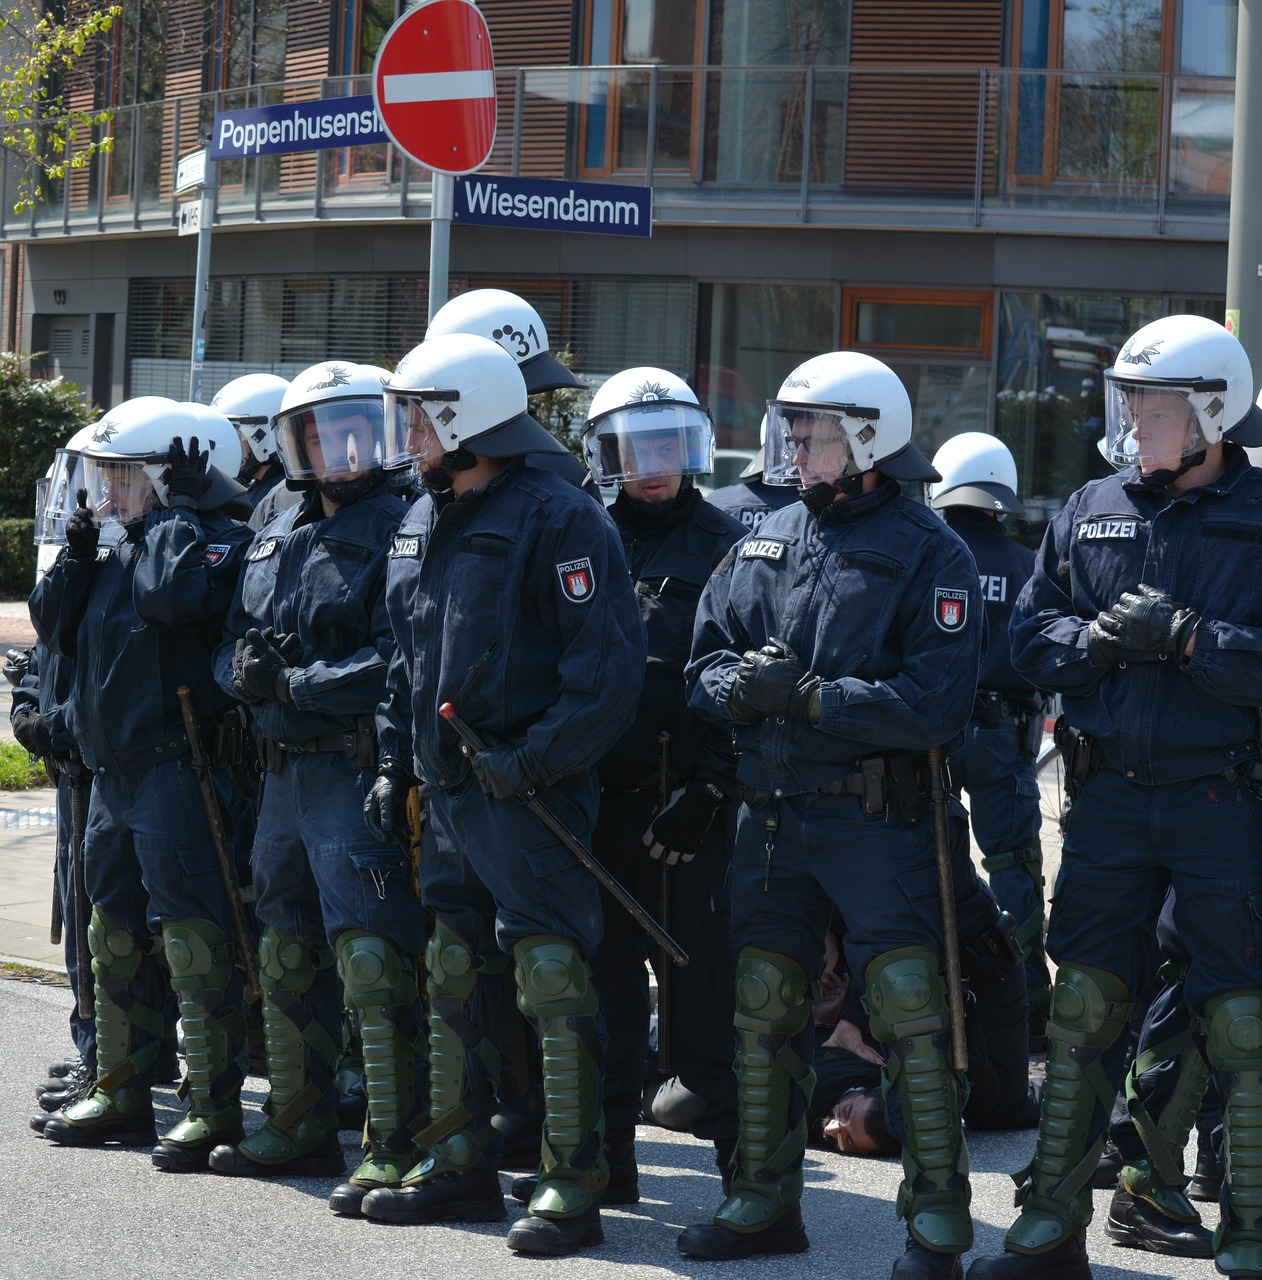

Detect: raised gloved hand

[469,740,544,800]
[729,637,822,723]
[163,435,211,509]
[12,707,54,758]
[64,489,99,561]
[1088,584,1200,668]
[642,779,726,865]
[232,626,300,702]
[363,759,414,845]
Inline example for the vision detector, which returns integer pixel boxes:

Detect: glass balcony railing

[7,65,1233,240]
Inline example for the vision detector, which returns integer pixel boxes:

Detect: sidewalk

[0,787,61,971]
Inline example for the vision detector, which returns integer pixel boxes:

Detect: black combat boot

[506,1201,604,1256]
[677,1205,810,1260]
[1104,1187,1213,1258]
[360,1167,506,1224]
[964,1235,1091,1279]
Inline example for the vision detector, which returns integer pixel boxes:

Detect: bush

[0,741,49,789]
[0,518,35,596]
[0,351,97,519]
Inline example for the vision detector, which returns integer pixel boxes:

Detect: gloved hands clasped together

[642,778,726,865]
[728,637,822,724]
[232,626,302,702]
[1087,583,1200,670]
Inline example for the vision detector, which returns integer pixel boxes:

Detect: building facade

[1,0,1242,521]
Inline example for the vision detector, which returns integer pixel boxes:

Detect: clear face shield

[582,402,715,485]
[763,402,867,488]
[1102,374,1221,474]
[273,398,389,482]
[80,457,159,527]
[35,449,88,544]
[382,389,461,472]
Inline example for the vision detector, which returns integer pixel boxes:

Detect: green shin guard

[866,947,972,1255]
[514,934,607,1219]
[1206,990,1262,1274]
[1120,1021,1212,1225]
[408,917,505,1182]
[714,947,814,1234]
[1006,963,1133,1255]
[158,918,246,1152]
[242,926,341,1164]
[336,930,428,1187]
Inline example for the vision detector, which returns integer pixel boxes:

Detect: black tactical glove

[232,626,300,702]
[64,489,99,561]
[729,637,823,723]
[470,740,545,800]
[642,778,726,865]
[162,435,211,509]
[2,648,29,687]
[363,759,414,845]
[1088,583,1200,668]
[12,707,54,758]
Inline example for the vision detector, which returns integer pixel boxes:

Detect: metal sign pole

[428,171,454,324]
[188,157,218,402]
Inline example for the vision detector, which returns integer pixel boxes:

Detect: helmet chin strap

[799,471,865,512]
[420,447,477,495]
[1137,448,1206,489]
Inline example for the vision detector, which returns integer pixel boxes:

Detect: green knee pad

[1206,990,1262,1270]
[1006,963,1132,1256]
[515,934,606,1217]
[714,947,814,1233]
[256,926,339,1140]
[866,947,972,1254]
[162,917,246,1113]
[336,930,426,1153]
[88,907,165,1091]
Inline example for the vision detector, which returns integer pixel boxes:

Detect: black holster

[1053,714,1101,804]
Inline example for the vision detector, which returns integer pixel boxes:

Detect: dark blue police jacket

[1010,445,1262,786]
[214,484,407,744]
[687,478,983,795]
[706,477,799,536]
[377,460,647,789]
[944,508,1037,695]
[31,506,253,774]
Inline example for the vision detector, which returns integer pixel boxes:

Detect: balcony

[4,64,1233,242]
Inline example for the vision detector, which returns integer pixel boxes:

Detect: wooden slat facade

[278,0,334,193]
[844,0,1004,193]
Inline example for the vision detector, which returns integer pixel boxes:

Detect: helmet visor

[274,397,389,481]
[81,457,158,527]
[1102,374,1218,473]
[582,402,714,484]
[764,402,864,487]
[36,450,87,544]
[382,390,456,467]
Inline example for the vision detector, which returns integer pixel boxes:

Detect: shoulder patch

[739,538,787,562]
[556,557,596,603]
[389,534,421,558]
[203,543,233,567]
[247,537,280,562]
[1075,515,1139,541]
[934,587,970,633]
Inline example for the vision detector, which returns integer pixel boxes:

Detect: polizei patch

[934,587,969,633]
[1076,516,1138,541]
[739,539,787,561]
[557,557,595,602]
[389,534,420,558]
[203,544,232,566]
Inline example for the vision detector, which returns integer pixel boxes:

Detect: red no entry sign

[372,0,497,176]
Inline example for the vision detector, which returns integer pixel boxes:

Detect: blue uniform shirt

[687,478,983,795]
[378,460,647,788]
[1010,445,1262,785]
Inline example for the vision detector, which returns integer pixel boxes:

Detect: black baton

[928,745,968,1072]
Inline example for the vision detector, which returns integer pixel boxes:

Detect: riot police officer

[207,361,428,1208]
[211,372,291,519]
[683,351,983,1278]
[968,315,1262,1280]
[30,397,255,1166]
[358,333,646,1256]
[927,433,1052,1041]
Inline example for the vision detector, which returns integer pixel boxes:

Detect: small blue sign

[210,95,387,160]
[455,173,652,238]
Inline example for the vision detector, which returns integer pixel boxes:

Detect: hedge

[0,518,36,598]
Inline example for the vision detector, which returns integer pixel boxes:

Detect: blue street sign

[455,173,652,237]
[211,95,387,160]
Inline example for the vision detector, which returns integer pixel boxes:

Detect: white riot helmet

[581,367,714,485]
[35,422,98,546]
[80,396,244,525]
[763,352,938,497]
[927,432,1024,516]
[211,373,290,479]
[384,333,566,466]
[426,289,582,394]
[1103,314,1262,478]
[273,361,394,500]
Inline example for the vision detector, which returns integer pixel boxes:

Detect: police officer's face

[621,432,683,504]
[1127,389,1196,474]
[308,411,371,478]
[102,463,155,522]
[787,413,849,488]
[403,402,446,471]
